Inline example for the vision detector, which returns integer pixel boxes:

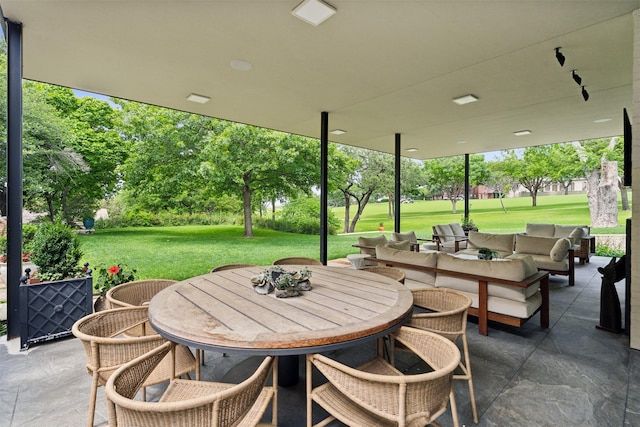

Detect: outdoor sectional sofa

[524,223,593,265]
[455,231,575,286]
[369,245,549,336]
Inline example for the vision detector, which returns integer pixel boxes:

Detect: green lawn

[78,194,630,281]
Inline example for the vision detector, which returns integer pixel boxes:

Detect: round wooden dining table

[148,265,413,356]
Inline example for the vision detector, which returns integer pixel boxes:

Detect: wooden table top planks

[149,266,413,355]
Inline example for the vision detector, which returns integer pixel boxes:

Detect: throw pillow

[358,235,387,256]
[568,227,585,246]
[391,231,418,244]
[550,238,571,262]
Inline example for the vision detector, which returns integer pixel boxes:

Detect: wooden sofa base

[368,257,549,336]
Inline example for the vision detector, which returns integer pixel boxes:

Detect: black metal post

[6,20,23,339]
[464,153,470,219]
[394,134,401,232]
[319,112,328,265]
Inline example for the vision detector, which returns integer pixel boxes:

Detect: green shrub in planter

[30,219,83,281]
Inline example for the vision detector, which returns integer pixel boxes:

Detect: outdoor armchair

[105,341,277,427]
[306,326,460,427]
[72,306,196,427]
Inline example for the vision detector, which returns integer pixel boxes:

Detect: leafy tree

[116,101,226,215]
[548,143,583,195]
[202,124,320,237]
[335,147,394,233]
[423,154,489,213]
[486,160,519,213]
[500,147,551,207]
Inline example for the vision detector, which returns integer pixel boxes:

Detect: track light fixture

[572,70,582,85]
[581,86,589,102]
[555,47,565,66]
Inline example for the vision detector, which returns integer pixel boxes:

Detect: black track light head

[555,47,565,67]
[572,70,582,85]
[582,86,589,102]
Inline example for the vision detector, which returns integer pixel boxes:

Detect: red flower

[108,265,120,275]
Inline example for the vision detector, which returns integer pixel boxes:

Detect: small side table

[347,254,372,269]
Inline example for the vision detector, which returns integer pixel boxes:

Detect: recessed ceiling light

[292,0,336,26]
[456,140,468,144]
[452,95,478,105]
[330,129,346,135]
[405,148,418,152]
[594,118,612,124]
[186,93,210,104]
[513,130,532,136]
[230,60,252,71]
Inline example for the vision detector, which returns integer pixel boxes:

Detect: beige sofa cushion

[358,235,387,256]
[514,234,559,256]
[375,245,437,286]
[459,290,542,319]
[567,227,586,245]
[466,231,515,257]
[391,231,418,244]
[526,223,555,237]
[508,253,568,271]
[434,253,539,302]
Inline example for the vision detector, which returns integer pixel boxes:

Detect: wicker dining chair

[360,265,406,284]
[106,341,278,427]
[72,306,197,427]
[307,326,460,427]
[407,288,478,424]
[211,263,257,273]
[106,279,178,309]
[272,257,323,266]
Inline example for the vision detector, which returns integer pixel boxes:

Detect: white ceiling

[0,0,637,160]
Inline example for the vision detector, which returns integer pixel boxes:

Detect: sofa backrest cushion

[466,231,515,255]
[434,253,539,302]
[550,238,572,261]
[435,224,454,242]
[525,223,555,237]
[375,245,437,285]
[514,234,562,257]
[391,231,418,244]
[552,225,588,245]
[449,223,466,238]
[358,235,387,256]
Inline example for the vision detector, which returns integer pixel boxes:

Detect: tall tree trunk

[242,175,253,238]
[271,197,276,220]
[530,190,537,207]
[592,160,619,227]
[586,169,599,225]
[499,194,507,213]
[450,200,457,214]
[387,196,393,219]
[619,181,630,211]
[343,192,351,233]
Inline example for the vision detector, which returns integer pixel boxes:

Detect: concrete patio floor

[1,255,639,426]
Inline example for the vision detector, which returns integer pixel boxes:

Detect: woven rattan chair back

[72,307,196,427]
[210,263,257,273]
[272,257,323,266]
[360,266,406,284]
[106,342,277,427]
[409,288,478,423]
[106,279,178,309]
[307,326,460,427]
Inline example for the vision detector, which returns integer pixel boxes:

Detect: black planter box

[19,275,93,350]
